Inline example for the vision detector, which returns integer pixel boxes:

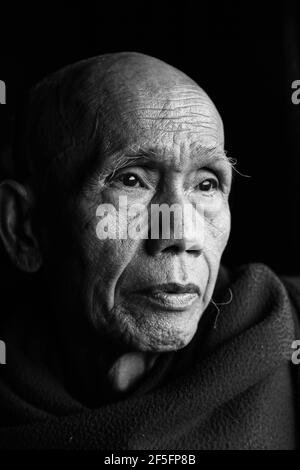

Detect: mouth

[133,283,201,311]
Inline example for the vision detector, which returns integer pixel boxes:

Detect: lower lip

[135,291,199,311]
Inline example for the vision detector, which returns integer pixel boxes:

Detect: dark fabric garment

[0,263,299,449]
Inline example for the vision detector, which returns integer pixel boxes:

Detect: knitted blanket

[0,263,299,449]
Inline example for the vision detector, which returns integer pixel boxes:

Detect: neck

[52,312,160,407]
[106,351,159,393]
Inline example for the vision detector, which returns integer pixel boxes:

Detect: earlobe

[0,180,43,272]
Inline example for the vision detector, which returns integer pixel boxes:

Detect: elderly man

[0,52,299,450]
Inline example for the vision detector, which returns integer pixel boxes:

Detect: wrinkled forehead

[19,54,224,189]
[100,81,224,156]
[56,54,224,152]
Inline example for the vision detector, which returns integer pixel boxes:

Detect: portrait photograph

[0,1,299,454]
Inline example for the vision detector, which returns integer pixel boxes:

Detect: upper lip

[136,282,201,296]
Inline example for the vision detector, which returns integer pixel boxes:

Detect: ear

[0,180,43,272]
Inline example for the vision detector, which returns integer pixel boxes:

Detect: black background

[0,2,299,281]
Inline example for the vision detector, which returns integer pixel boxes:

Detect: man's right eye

[114,173,144,188]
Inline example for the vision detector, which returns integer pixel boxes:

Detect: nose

[145,194,204,257]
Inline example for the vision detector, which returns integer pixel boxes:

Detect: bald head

[13,52,224,196]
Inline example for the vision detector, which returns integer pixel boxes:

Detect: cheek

[76,194,147,294]
[201,205,230,303]
[79,216,143,315]
[204,204,231,255]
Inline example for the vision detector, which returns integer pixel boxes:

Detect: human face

[60,82,232,353]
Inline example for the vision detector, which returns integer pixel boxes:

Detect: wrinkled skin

[46,55,232,396]
[2,53,233,399]
[68,56,231,346]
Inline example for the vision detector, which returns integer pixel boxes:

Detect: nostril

[186,248,201,257]
[162,244,201,256]
[186,241,202,254]
[162,245,181,255]
[145,234,203,257]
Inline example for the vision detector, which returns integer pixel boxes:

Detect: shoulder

[281,276,300,302]
[220,262,300,318]
[280,275,300,328]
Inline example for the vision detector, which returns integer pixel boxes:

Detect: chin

[124,319,199,353]
[95,302,202,352]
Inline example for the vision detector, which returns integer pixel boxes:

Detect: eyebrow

[98,151,154,182]
[97,143,231,182]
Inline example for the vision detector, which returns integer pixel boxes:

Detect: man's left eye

[197,178,219,192]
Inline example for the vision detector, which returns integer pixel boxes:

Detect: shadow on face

[0,52,232,354]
